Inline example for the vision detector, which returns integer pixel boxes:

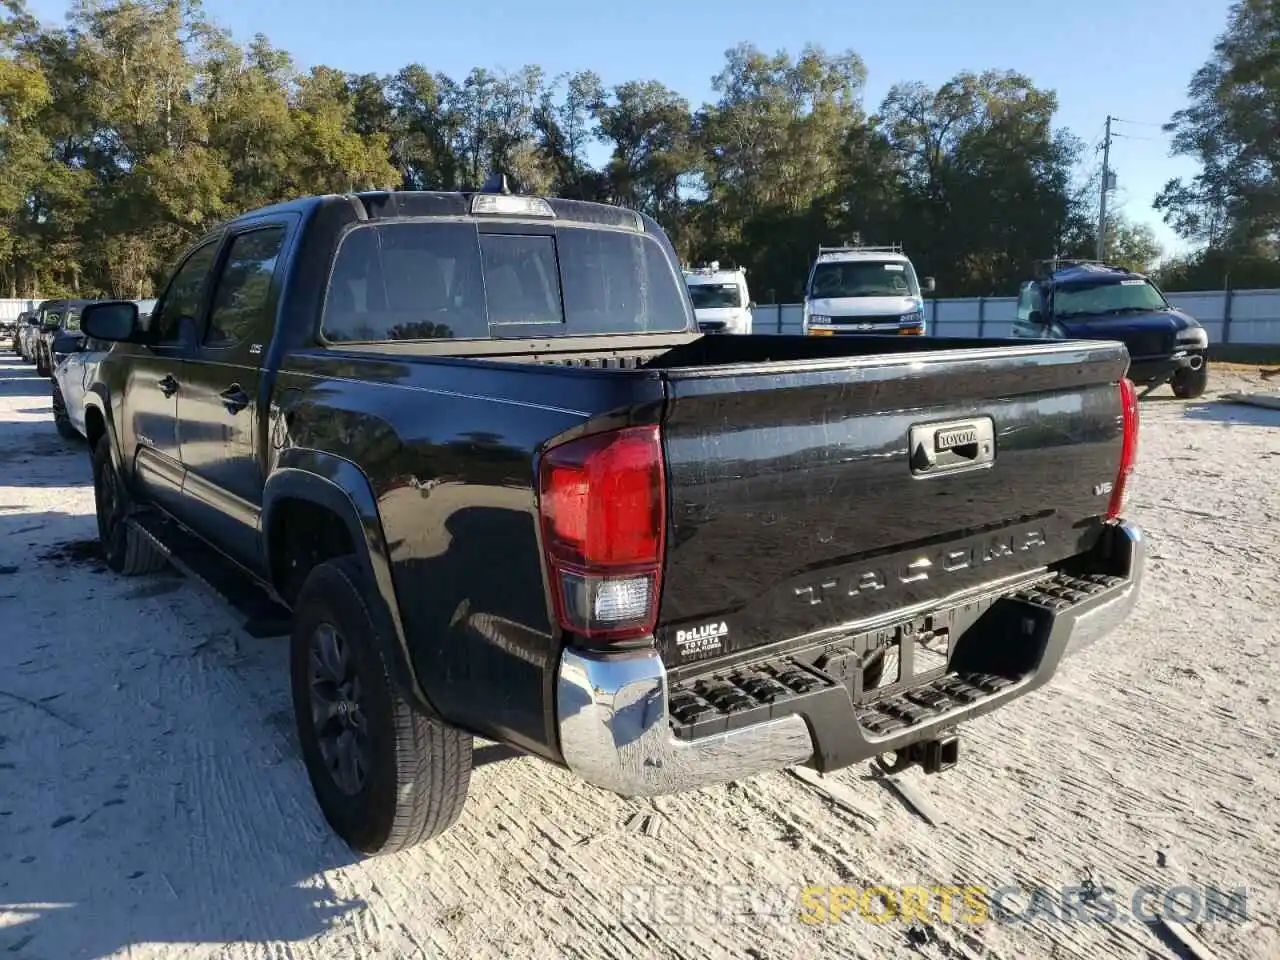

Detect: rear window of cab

[320,221,692,342]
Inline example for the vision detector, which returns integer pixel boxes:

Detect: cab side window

[204,227,286,347]
[150,241,221,344]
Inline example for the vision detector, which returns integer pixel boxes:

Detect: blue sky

[30,0,1234,258]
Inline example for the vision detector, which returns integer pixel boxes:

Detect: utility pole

[1096,115,1114,262]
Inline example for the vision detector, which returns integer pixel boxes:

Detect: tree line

[1152,0,1280,291]
[0,0,1269,304]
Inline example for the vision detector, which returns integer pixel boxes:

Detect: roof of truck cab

[1051,263,1145,285]
[224,190,648,233]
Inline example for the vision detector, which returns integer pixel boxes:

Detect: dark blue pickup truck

[1011,261,1209,398]
[73,185,1145,856]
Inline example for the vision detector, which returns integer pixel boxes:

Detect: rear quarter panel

[271,349,665,760]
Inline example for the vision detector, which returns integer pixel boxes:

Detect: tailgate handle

[909,418,996,477]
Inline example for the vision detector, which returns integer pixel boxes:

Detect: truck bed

[279,332,1130,756]
[336,332,1129,664]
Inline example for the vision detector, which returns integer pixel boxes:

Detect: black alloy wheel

[307,621,371,796]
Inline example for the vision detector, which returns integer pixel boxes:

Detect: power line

[1084,122,1107,158]
[1111,117,1167,129]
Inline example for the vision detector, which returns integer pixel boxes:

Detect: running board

[127,512,292,638]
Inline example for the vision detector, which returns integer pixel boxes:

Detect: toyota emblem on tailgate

[909,417,996,477]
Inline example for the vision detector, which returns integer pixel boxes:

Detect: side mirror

[1028,309,1044,325]
[81,300,143,342]
[747,300,757,309]
[51,332,83,355]
[922,277,936,294]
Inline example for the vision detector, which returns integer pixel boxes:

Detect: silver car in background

[51,299,155,439]
[18,308,47,361]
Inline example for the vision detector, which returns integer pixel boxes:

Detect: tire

[92,434,168,575]
[52,383,79,440]
[1171,360,1209,399]
[291,556,472,856]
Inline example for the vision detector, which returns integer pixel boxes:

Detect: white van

[684,263,753,335]
[802,244,935,336]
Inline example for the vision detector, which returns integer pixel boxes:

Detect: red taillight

[538,425,665,641]
[1107,377,1139,521]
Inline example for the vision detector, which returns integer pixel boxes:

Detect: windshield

[808,260,918,299]
[686,282,743,309]
[1054,279,1168,318]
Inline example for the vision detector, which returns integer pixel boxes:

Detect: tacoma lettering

[794,529,1048,606]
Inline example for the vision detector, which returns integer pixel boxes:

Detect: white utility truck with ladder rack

[802,243,935,337]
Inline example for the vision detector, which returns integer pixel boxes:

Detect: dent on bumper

[556,652,814,797]
[556,521,1145,798]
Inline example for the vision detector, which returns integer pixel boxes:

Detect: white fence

[0,299,41,323]
[750,288,1280,345]
[6,289,1280,344]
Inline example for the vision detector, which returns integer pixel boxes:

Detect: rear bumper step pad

[668,568,1127,745]
[554,521,1145,795]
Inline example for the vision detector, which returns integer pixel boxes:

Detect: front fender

[262,450,436,716]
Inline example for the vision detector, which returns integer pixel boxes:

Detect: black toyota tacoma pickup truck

[77,185,1145,857]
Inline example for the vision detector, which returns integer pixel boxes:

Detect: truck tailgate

[655,340,1131,670]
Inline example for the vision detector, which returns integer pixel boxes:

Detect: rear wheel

[92,435,168,575]
[1171,360,1209,399]
[291,556,472,856]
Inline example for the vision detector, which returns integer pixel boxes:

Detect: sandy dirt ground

[1,354,1278,960]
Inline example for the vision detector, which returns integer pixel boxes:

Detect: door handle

[220,384,250,414]
[908,417,996,478]
[158,374,179,397]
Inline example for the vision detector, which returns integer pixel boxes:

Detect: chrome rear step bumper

[556,521,1144,797]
